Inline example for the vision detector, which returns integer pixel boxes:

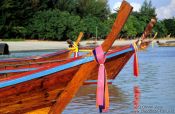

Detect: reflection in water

[133,86,141,114]
[63,84,129,114]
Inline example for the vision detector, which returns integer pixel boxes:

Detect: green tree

[122,15,137,38]
[140,0,156,20]
[163,18,175,37]
[76,0,110,20]
[0,0,50,38]
[82,16,100,37]
[132,11,148,36]
[49,0,76,13]
[28,10,87,41]
[154,21,168,37]
[0,0,111,40]
[0,0,16,37]
[98,19,111,38]
[64,14,86,41]
[27,10,66,40]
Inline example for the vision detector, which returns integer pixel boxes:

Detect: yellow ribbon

[132,42,138,52]
[68,42,78,53]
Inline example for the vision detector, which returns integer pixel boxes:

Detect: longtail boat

[0,32,84,66]
[136,18,157,50]
[0,45,133,79]
[156,40,175,47]
[0,1,135,114]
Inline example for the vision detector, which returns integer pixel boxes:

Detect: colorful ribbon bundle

[93,46,109,113]
[68,42,79,57]
[132,43,139,77]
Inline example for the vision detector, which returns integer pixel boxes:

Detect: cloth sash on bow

[132,43,139,77]
[93,45,109,113]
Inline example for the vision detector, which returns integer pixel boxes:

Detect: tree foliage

[76,0,110,20]
[28,10,88,40]
[28,10,66,40]
[0,0,174,40]
[0,0,111,40]
[163,18,175,37]
[140,0,156,20]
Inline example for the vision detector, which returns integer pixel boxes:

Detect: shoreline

[0,40,135,52]
[0,39,174,52]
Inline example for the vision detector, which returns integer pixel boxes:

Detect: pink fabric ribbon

[93,45,109,113]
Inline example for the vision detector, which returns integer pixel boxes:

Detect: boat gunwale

[0,44,134,88]
[0,49,69,62]
[0,45,131,73]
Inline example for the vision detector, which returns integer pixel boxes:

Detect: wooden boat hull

[0,44,131,66]
[0,49,70,65]
[0,45,130,77]
[0,45,134,113]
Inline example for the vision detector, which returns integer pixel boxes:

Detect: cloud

[156,0,175,19]
[111,2,121,13]
[111,2,141,13]
[130,3,141,12]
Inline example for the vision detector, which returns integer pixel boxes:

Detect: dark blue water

[1,45,175,114]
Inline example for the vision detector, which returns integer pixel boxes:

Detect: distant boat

[156,40,175,47]
[0,43,10,55]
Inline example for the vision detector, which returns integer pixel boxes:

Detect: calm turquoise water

[1,45,175,114]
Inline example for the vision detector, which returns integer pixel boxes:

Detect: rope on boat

[79,49,92,52]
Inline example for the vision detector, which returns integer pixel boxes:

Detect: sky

[108,0,175,20]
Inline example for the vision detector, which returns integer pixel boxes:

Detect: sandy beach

[0,40,135,52]
[0,39,174,52]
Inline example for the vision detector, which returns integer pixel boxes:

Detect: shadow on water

[63,84,131,114]
[63,84,141,114]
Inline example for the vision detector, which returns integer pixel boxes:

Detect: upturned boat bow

[0,1,135,114]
